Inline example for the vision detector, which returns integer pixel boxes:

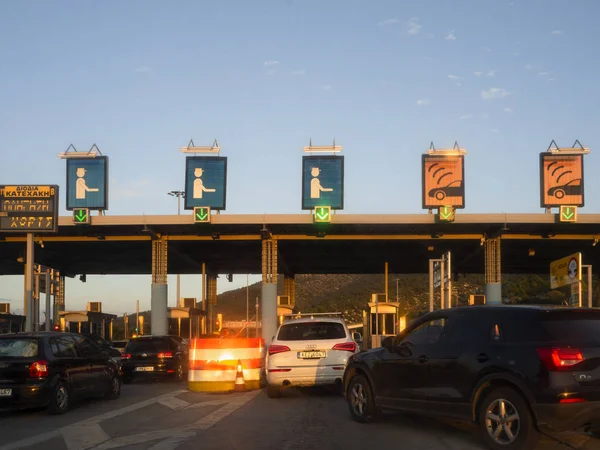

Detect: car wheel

[478,387,539,450]
[435,190,446,201]
[105,375,121,400]
[48,380,70,415]
[554,189,565,199]
[346,374,379,423]
[266,385,282,398]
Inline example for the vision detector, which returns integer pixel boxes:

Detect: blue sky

[1,0,599,316]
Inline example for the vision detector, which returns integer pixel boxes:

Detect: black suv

[343,305,600,450]
[0,332,121,414]
[121,335,188,383]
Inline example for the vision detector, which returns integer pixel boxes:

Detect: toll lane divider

[188,338,265,392]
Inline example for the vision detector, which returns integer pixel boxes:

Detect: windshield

[126,338,170,354]
[0,338,39,358]
[277,322,347,341]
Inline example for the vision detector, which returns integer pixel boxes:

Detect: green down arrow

[316,208,329,220]
[562,208,574,220]
[440,207,453,220]
[196,209,208,221]
[75,210,87,222]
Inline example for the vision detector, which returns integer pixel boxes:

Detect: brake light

[158,352,173,358]
[268,345,290,356]
[537,348,584,371]
[29,360,49,378]
[333,342,356,352]
[121,353,131,360]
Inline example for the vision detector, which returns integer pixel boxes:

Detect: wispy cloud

[481,88,510,100]
[459,114,472,120]
[322,85,332,90]
[537,71,556,82]
[491,128,500,133]
[416,98,431,106]
[292,70,306,76]
[551,30,563,35]
[134,66,151,73]
[407,17,422,35]
[448,74,463,86]
[445,31,456,41]
[474,70,496,77]
[525,64,535,70]
[538,71,551,77]
[378,18,399,27]
[264,60,279,67]
[504,108,513,113]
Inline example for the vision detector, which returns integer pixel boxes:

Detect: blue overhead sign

[66,156,109,210]
[184,156,228,210]
[302,155,344,210]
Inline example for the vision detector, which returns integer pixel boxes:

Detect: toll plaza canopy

[0,213,599,277]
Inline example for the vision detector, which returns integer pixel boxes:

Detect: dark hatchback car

[343,306,600,450]
[121,335,188,383]
[0,332,121,414]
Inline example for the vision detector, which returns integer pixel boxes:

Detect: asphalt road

[0,382,597,450]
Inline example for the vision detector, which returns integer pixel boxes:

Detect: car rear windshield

[0,338,39,358]
[540,311,600,345]
[277,322,347,341]
[126,338,170,353]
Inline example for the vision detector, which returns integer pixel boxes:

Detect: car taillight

[537,347,584,371]
[29,360,49,378]
[158,352,173,358]
[332,342,356,352]
[121,353,131,360]
[268,345,290,356]
[560,398,586,404]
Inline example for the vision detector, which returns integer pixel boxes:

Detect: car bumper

[266,366,345,387]
[0,382,51,411]
[535,401,600,431]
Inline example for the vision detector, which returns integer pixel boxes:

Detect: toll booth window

[51,337,78,358]
[0,338,39,357]
[277,322,346,341]
[370,313,396,335]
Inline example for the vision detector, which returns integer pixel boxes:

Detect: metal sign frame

[65,155,109,211]
[0,185,59,233]
[539,152,585,208]
[422,153,466,209]
[184,156,228,211]
[301,155,345,211]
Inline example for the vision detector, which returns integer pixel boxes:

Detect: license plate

[298,351,326,359]
[0,389,12,397]
[135,366,155,372]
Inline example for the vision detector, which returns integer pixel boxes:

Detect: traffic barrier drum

[188,338,265,392]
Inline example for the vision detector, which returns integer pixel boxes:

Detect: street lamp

[168,190,185,306]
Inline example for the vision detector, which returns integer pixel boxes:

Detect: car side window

[400,317,448,346]
[51,336,78,358]
[73,336,102,358]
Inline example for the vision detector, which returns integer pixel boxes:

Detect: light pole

[168,190,185,307]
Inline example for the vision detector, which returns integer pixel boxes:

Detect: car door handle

[476,353,490,363]
[418,355,429,364]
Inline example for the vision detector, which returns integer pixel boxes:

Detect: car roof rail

[282,312,344,322]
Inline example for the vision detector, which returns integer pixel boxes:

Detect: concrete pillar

[151,238,168,336]
[484,237,502,304]
[206,274,217,334]
[261,239,278,346]
[283,275,295,307]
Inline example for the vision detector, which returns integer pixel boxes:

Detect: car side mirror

[381,336,394,350]
[352,332,362,342]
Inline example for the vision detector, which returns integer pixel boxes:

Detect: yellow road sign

[550,252,581,289]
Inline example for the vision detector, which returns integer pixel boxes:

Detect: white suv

[265,313,360,398]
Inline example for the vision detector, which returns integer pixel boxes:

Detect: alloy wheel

[485,398,521,445]
[350,382,367,417]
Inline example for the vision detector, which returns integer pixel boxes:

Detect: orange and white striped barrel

[188,338,265,392]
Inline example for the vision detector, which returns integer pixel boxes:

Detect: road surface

[0,383,596,450]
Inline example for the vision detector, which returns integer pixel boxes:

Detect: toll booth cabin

[167,306,206,340]
[0,304,26,334]
[59,302,116,340]
[366,293,405,349]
